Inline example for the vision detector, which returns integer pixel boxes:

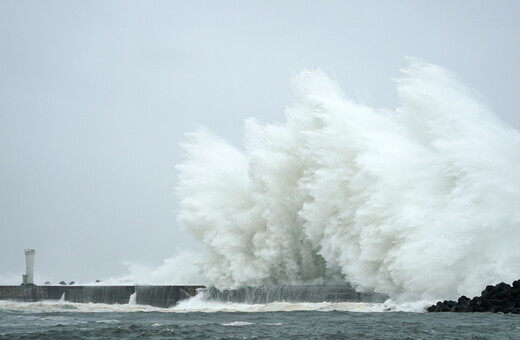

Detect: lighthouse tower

[22,249,36,285]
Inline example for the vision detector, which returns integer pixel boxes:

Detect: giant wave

[175,58,520,301]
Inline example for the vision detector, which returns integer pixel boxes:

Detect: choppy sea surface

[1,299,520,340]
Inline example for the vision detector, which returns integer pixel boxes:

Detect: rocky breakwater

[427,280,520,313]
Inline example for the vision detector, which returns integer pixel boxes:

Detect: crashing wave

[176,58,520,301]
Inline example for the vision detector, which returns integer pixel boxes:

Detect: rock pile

[427,280,520,313]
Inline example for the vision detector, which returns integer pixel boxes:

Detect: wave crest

[176,59,520,301]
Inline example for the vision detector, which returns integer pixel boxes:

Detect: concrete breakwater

[202,285,388,304]
[1,284,388,307]
[0,285,204,307]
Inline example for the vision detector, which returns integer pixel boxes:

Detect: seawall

[202,285,388,303]
[0,285,204,307]
[1,284,389,306]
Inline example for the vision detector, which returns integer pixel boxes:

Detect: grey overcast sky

[1,0,519,284]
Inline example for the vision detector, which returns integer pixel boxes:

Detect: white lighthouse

[22,249,36,285]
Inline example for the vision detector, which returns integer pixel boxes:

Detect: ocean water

[1,300,520,340]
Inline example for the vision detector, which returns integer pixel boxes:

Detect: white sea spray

[176,58,520,301]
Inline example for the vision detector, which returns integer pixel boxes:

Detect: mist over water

[176,58,520,301]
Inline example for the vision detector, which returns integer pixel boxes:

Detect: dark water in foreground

[2,307,520,340]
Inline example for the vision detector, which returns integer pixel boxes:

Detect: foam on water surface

[0,295,432,313]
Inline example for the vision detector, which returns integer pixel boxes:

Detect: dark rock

[427,279,520,314]
[458,295,469,305]
[69,281,75,285]
[481,299,492,310]
[440,305,450,312]
[59,281,66,285]
[496,282,510,292]
[458,304,473,312]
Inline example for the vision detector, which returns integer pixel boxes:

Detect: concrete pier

[203,285,388,303]
[0,285,204,307]
[1,284,388,306]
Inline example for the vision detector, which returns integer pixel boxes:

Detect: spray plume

[176,59,520,301]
